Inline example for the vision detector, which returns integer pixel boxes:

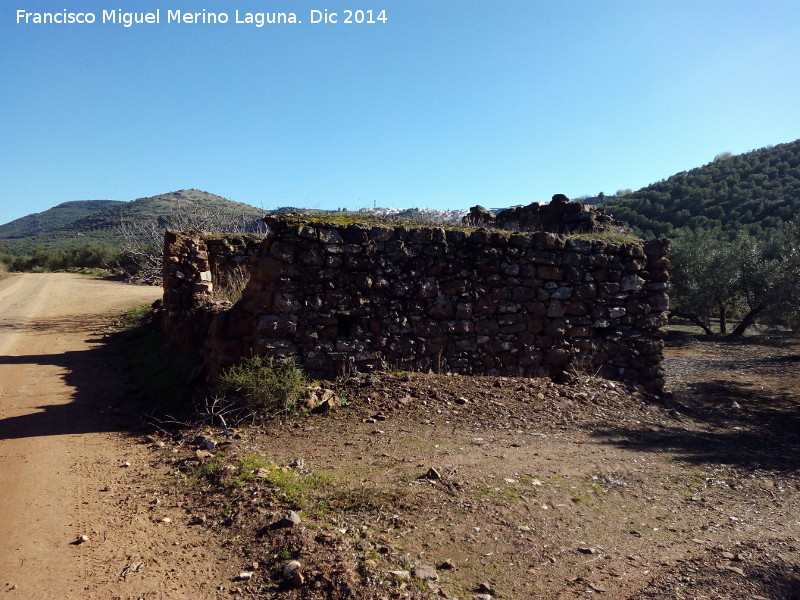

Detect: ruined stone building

[161,197,669,392]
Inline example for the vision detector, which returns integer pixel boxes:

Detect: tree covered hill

[0,200,125,240]
[1,189,266,255]
[603,139,800,238]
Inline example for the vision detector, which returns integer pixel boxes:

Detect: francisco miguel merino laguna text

[15,8,389,27]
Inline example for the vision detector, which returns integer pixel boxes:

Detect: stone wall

[463,194,616,234]
[161,213,670,393]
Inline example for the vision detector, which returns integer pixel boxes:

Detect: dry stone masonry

[161,200,670,392]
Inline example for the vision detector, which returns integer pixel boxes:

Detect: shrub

[216,355,308,418]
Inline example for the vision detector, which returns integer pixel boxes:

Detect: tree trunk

[674,311,715,336]
[718,301,727,335]
[728,305,766,337]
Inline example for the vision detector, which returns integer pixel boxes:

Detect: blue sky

[1,0,799,224]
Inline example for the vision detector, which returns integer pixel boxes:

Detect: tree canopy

[604,139,800,239]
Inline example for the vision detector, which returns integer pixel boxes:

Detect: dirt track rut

[0,273,223,599]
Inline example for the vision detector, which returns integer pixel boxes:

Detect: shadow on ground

[0,325,161,441]
[593,348,800,473]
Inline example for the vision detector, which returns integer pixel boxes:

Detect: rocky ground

[133,331,800,600]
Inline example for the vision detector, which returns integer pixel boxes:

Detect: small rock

[205,440,217,450]
[283,560,302,577]
[412,563,439,581]
[195,449,213,463]
[731,401,741,409]
[74,534,90,544]
[425,468,442,480]
[721,551,736,560]
[277,510,302,528]
[588,582,607,593]
[159,517,172,524]
[722,565,745,576]
[578,546,597,554]
[291,458,305,469]
[476,582,494,594]
[473,594,493,600]
[121,461,131,468]
[438,559,457,570]
[238,571,253,580]
[389,570,411,582]
[455,397,469,405]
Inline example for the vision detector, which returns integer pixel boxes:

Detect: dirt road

[0,273,224,599]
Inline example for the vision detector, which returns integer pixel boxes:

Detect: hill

[1,189,266,255]
[0,200,125,240]
[603,139,800,237]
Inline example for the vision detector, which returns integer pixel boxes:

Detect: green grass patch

[192,453,333,507]
[119,303,152,329]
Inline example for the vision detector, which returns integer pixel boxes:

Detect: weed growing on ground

[119,302,152,329]
[217,356,309,418]
[191,452,333,509]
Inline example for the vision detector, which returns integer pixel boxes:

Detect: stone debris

[119,561,143,579]
[412,563,439,581]
[424,467,442,480]
[476,582,494,594]
[195,449,213,463]
[276,510,302,528]
[721,565,745,576]
[298,387,340,412]
[282,560,304,586]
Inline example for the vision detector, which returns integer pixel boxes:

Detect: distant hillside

[0,200,125,239]
[604,139,800,237]
[1,189,266,255]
